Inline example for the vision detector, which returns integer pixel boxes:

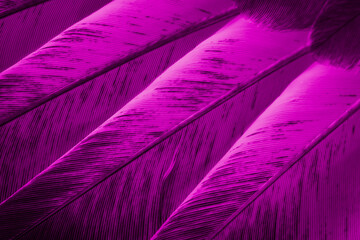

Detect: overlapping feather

[152,64,360,240]
[0,15,312,239]
[212,91,360,239]
[0,0,236,203]
[1,0,359,239]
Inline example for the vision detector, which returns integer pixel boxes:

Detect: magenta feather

[152,64,360,240]
[1,0,359,239]
[310,0,360,68]
[0,16,311,239]
[0,0,237,203]
[233,0,327,29]
[0,0,112,72]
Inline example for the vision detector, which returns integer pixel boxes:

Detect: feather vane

[310,0,360,68]
[0,0,112,72]
[233,0,327,29]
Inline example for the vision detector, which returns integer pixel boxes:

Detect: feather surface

[0,0,46,17]
[0,0,112,72]
[212,72,360,240]
[0,16,312,239]
[310,0,360,68]
[233,0,326,29]
[0,0,236,123]
[0,0,236,202]
[152,64,360,240]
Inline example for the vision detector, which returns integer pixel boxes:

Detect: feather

[152,63,360,240]
[233,0,327,30]
[212,97,360,239]
[0,0,237,202]
[0,0,112,72]
[0,16,312,239]
[0,0,46,18]
[310,0,360,68]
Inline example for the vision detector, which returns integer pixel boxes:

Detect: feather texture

[0,0,236,203]
[0,16,312,239]
[0,0,112,72]
[152,64,360,240]
[212,75,360,240]
[233,0,327,29]
[0,0,236,123]
[310,0,360,68]
[0,0,46,18]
